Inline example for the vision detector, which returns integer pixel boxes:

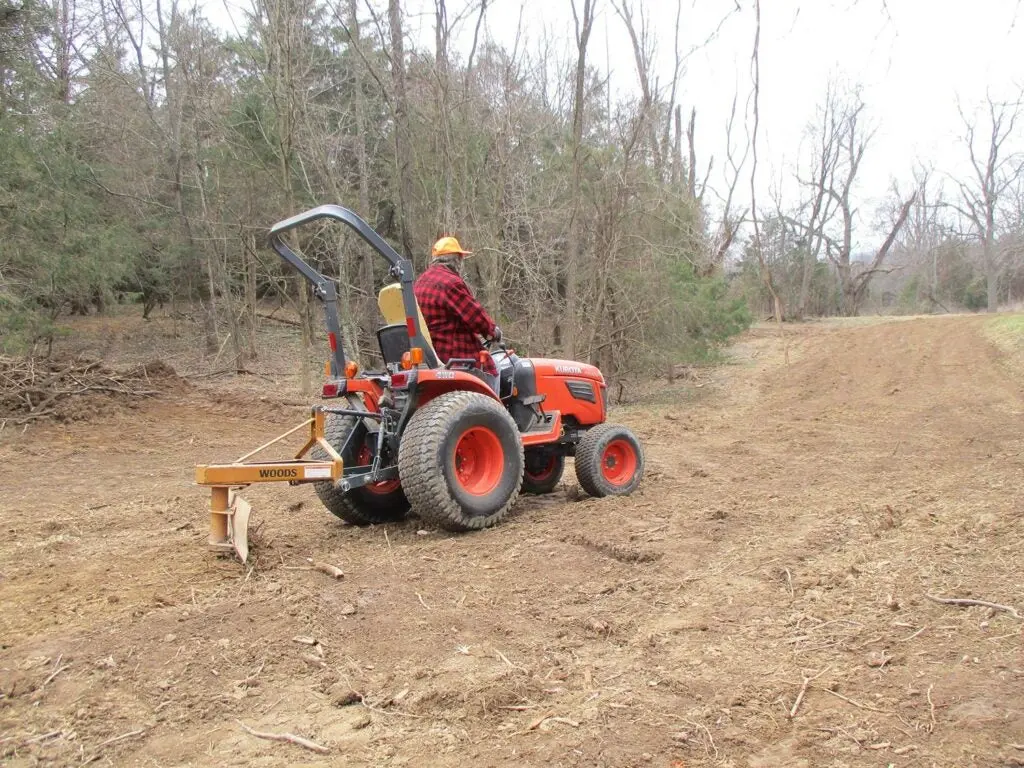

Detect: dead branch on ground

[789,667,829,718]
[237,721,329,754]
[925,593,1021,620]
[818,686,892,713]
[0,356,171,423]
[40,654,69,689]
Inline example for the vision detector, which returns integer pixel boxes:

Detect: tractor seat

[376,283,438,367]
[375,284,497,394]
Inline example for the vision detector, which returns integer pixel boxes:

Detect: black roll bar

[267,204,437,375]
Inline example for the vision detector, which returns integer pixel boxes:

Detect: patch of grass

[984,313,1024,368]
[985,313,1024,344]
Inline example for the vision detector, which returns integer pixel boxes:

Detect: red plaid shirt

[414,262,498,375]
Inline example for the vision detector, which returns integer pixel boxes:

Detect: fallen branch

[256,311,300,327]
[898,625,928,642]
[526,712,552,730]
[682,717,719,759]
[282,559,344,579]
[926,683,937,733]
[23,730,62,745]
[0,355,174,423]
[309,559,344,579]
[40,655,68,689]
[94,729,146,749]
[925,594,1021,620]
[184,369,236,380]
[527,713,579,730]
[818,686,892,714]
[790,667,829,719]
[237,721,329,754]
[77,728,146,764]
[494,649,517,669]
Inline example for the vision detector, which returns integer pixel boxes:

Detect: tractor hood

[526,358,606,384]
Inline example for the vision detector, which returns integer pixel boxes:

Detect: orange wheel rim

[358,444,401,495]
[601,439,637,486]
[525,455,557,482]
[453,426,503,496]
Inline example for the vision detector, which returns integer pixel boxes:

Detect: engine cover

[522,357,607,427]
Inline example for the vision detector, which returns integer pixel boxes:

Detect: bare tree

[747,0,784,324]
[789,85,916,315]
[952,92,1024,311]
[559,0,596,359]
[32,0,98,104]
[388,0,417,260]
[791,82,842,318]
[893,166,948,308]
[705,93,748,270]
[613,0,663,171]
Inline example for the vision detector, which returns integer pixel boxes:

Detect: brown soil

[1,313,1022,767]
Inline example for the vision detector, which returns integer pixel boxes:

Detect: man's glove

[491,326,502,342]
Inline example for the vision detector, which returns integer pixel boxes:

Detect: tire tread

[310,411,408,525]
[574,422,644,497]
[398,391,523,531]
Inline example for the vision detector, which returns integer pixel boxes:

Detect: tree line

[1,0,754,392]
[738,82,1024,320]
[1,0,1019,392]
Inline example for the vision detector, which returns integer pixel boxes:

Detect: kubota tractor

[195,205,644,561]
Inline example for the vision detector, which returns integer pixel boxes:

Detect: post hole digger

[194,205,645,562]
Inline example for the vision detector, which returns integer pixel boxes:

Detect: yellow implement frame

[194,408,342,563]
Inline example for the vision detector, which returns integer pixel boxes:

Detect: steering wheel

[484,336,507,353]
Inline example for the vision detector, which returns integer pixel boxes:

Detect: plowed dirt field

[2,314,1022,767]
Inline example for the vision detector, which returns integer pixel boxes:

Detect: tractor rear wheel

[398,391,523,531]
[521,449,565,495]
[574,423,644,497]
[310,411,409,525]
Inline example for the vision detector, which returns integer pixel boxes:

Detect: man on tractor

[414,236,502,380]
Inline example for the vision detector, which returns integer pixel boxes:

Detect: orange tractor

[195,205,644,561]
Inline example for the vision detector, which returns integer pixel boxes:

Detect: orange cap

[431,236,473,258]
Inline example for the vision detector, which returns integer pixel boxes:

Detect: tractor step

[522,411,562,445]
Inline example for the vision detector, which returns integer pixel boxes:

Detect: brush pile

[0,356,180,424]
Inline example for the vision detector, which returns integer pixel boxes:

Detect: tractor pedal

[524,414,555,434]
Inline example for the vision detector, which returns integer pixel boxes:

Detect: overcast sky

[207,0,1024,249]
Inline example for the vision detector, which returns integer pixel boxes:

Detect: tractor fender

[415,369,500,405]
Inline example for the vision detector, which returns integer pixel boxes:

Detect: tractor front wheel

[398,391,524,531]
[574,423,645,497]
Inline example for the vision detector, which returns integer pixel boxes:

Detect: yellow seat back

[377,283,434,349]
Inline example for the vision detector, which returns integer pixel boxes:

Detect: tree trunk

[349,0,377,344]
[797,247,814,319]
[388,0,418,262]
[244,233,258,361]
[435,0,454,230]
[561,0,596,360]
[984,237,998,312]
[266,0,311,393]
